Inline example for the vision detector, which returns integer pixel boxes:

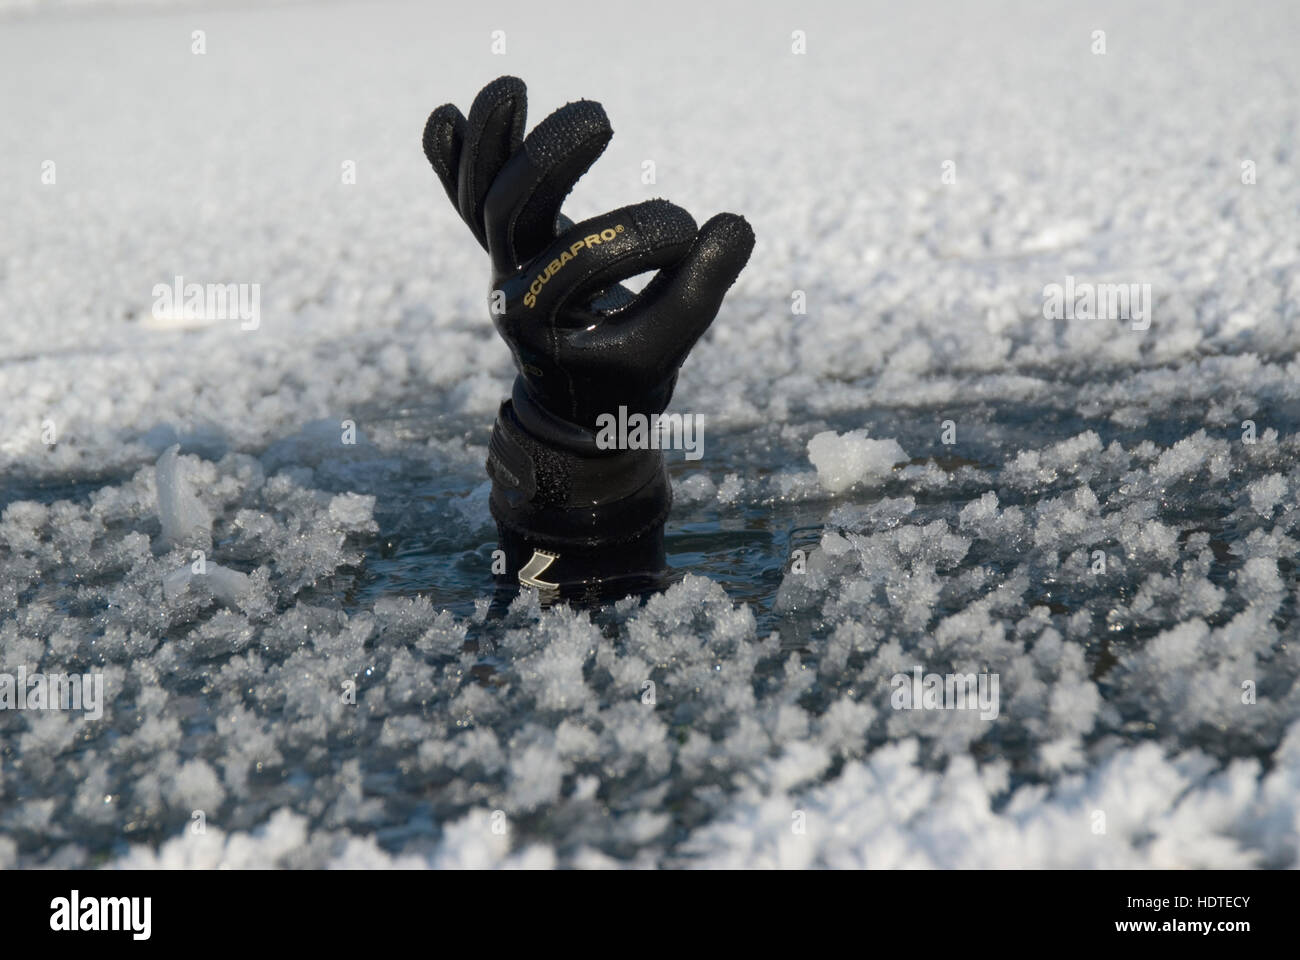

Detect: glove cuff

[485,380,672,550]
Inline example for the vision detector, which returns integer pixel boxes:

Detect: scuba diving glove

[422,76,754,596]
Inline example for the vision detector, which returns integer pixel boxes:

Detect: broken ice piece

[807,429,909,494]
[155,444,213,549]
[162,562,251,606]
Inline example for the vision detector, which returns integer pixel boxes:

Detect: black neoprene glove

[423,76,753,597]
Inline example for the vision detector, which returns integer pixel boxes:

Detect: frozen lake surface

[1,0,1299,867]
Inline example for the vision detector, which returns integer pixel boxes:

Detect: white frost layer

[112,723,1300,869]
[679,730,1300,869]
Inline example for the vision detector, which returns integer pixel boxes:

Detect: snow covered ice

[1,0,1299,869]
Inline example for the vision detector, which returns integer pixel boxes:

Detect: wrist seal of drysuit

[485,375,671,548]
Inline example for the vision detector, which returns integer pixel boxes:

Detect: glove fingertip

[467,75,528,136]
[692,212,755,291]
[523,98,612,167]
[423,104,465,187]
[700,212,755,257]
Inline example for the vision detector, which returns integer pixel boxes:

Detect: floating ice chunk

[1137,619,1210,673]
[1120,517,1179,564]
[717,473,744,504]
[155,444,212,549]
[429,809,556,870]
[507,740,564,813]
[165,758,226,813]
[770,470,824,501]
[673,472,717,504]
[807,430,908,494]
[1151,430,1227,484]
[206,564,254,604]
[1238,557,1284,609]
[0,500,49,553]
[767,741,831,793]
[959,491,999,528]
[328,491,378,531]
[828,496,916,533]
[821,530,852,557]
[1247,474,1287,516]
[1003,432,1105,491]
[162,561,252,606]
[1042,431,1103,472]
